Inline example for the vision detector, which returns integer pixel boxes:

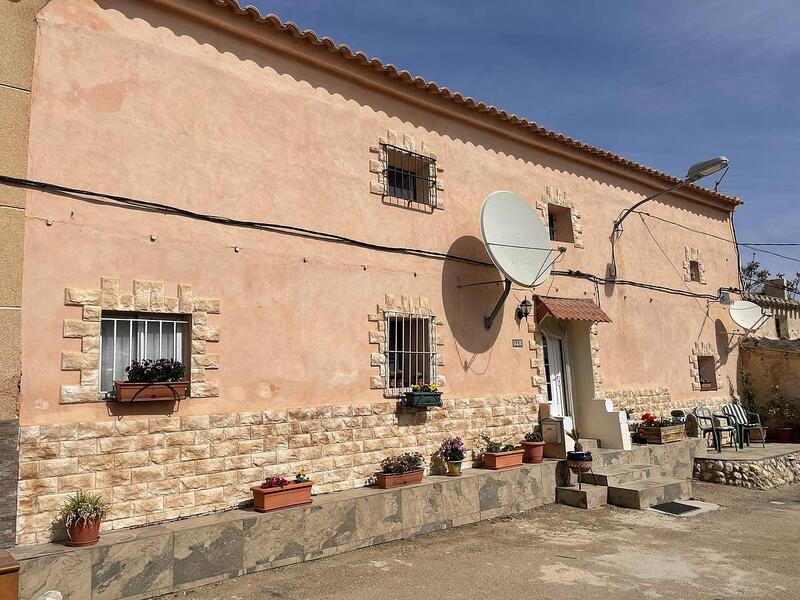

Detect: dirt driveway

[165,482,800,600]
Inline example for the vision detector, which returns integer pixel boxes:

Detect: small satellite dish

[480,191,553,287]
[729,300,769,331]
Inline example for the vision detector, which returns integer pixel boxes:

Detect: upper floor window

[697,355,717,391]
[382,144,436,206]
[689,260,701,282]
[100,313,189,393]
[547,204,575,243]
[385,312,437,394]
[776,315,789,339]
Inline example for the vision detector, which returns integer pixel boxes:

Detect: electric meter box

[541,416,566,459]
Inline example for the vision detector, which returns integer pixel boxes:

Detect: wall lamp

[517,297,533,321]
[609,156,729,279]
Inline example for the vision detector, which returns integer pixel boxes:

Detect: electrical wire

[0,174,739,303]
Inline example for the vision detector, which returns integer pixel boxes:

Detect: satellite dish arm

[484,279,512,329]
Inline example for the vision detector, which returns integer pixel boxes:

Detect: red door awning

[534,296,612,323]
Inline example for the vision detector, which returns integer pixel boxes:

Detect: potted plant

[251,468,313,512]
[376,452,425,488]
[637,412,685,444]
[565,427,592,475]
[740,369,764,442]
[671,409,686,424]
[60,489,109,547]
[440,436,467,476]
[404,383,442,408]
[520,429,545,464]
[764,387,796,443]
[114,358,189,402]
[480,433,523,469]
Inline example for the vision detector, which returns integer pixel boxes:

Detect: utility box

[541,416,566,459]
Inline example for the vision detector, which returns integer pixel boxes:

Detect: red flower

[261,475,290,489]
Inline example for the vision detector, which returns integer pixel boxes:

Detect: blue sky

[249,1,799,276]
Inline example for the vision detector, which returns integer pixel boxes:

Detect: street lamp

[609,156,729,279]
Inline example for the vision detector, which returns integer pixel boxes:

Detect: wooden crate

[638,424,685,444]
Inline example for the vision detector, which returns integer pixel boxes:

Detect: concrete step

[590,446,652,468]
[556,483,608,510]
[577,438,600,450]
[580,463,654,486]
[607,477,691,510]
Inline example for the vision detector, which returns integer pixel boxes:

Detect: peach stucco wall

[20,0,741,426]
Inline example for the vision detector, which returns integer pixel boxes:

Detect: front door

[542,333,572,418]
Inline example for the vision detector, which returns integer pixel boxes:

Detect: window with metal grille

[100,313,190,393]
[689,260,701,282]
[382,144,436,206]
[384,313,437,394]
[697,355,717,391]
[547,204,574,243]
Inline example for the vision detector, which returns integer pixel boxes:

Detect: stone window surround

[683,247,707,284]
[368,293,445,395]
[536,186,584,249]
[60,278,220,404]
[689,340,722,392]
[369,129,445,209]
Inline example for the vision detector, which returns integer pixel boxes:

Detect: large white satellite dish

[729,300,769,331]
[480,191,554,287]
[477,191,557,328]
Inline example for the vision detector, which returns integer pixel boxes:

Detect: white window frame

[384,312,437,396]
[99,313,190,394]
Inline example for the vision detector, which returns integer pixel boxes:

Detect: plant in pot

[376,452,425,488]
[740,369,765,442]
[565,427,592,476]
[404,383,442,408]
[60,489,110,547]
[439,436,467,476]
[251,468,313,512]
[671,409,686,424]
[520,428,545,464]
[115,358,188,402]
[637,412,685,444]
[480,433,523,469]
[764,386,796,443]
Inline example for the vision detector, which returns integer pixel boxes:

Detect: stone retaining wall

[16,395,540,545]
[13,462,557,600]
[604,387,728,417]
[694,452,800,490]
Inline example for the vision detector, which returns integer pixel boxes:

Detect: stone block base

[556,484,607,509]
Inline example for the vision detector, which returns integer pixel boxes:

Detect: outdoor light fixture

[609,156,729,279]
[517,297,533,321]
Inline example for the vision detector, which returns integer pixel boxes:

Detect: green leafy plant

[125,358,185,383]
[671,409,685,418]
[523,430,543,443]
[380,452,424,474]
[624,407,634,420]
[480,433,518,453]
[294,467,310,483]
[566,427,583,452]
[739,369,757,415]
[60,489,109,529]
[764,386,797,427]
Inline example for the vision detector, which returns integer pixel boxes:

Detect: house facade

[744,279,800,340]
[1,0,743,546]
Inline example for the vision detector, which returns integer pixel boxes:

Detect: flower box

[637,424,684,444]
[482,449,523,470]
[114,381,189,402]
[403,391,442,408]
[375,469,424,489]
[250,481,313,512]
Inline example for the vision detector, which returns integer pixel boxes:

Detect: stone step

[580,463,654,486]
[577,438,600,451]
[607,477,691,510]
[590,446,652,468]
[556,483,608,510]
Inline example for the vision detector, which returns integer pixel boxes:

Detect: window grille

[382,143,437,206]
[384,312,437,394]
[99,314,189,393]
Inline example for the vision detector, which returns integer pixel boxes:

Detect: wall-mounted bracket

[484,278,512,329]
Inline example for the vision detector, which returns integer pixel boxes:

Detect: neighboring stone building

[744,278,800,340]
[2,0,744,546]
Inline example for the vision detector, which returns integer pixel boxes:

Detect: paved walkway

[165,482,800,600]
[699,442,799,461]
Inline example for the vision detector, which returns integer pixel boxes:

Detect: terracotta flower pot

[251,481,313,512]
[375,469,424,489]
[521,441,545,464]
[114,381,189,402]
[482,449,523,470]
[66,519,101,547]
[775,427,793,443]
[446,461,463,476]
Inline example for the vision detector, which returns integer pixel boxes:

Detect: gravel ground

[164,482,800,600]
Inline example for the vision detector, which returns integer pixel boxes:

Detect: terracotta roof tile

[742,293,800,309]
[208,1,741,208]
[535,296,612,323]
